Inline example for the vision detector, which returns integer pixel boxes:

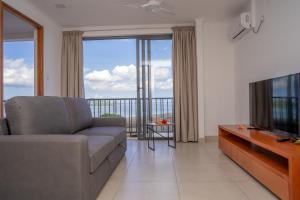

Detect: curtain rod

[63,23,195,32]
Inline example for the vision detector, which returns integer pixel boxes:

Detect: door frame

[0,1,44,117]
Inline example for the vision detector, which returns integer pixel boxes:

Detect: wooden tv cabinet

[219,125,300,200]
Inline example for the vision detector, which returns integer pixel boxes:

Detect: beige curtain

[172,26,199,142]
[61,31,84,97]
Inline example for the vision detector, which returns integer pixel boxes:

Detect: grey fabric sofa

[0,96,127,200]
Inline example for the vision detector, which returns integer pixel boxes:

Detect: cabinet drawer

[231,146,252,172]
[252,161,289,200]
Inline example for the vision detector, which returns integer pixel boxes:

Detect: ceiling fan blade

[142,0,164,8]
[122,4,141,8]
[159,7,176,15]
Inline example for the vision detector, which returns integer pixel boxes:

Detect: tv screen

[250,73,300,136]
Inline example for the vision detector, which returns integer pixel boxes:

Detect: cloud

[84,60,173,97]
[85,69,112,81]
[112,65,136,80]
[4,58,34,87]
[84,64,137,92]
[151,59,172,68]
[153,67,171,81]
[155,78,173,90]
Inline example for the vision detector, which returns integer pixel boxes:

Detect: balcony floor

[97,140,278,200]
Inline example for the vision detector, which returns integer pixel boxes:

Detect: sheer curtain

[172,26,199,142]
[61,31,84,98]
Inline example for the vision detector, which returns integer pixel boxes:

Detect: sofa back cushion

[0,119,9,135]
[5,96,71,135]
[63,97,93,133]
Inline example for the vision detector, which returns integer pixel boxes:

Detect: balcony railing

[86,98,174,136]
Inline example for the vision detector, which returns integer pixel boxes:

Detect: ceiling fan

[122,0,175,15]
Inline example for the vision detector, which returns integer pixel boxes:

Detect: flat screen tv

[249,73,300,137]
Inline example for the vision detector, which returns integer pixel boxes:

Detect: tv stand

[219,125,300,200]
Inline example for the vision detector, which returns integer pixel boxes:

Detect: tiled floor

[97,140,279,200]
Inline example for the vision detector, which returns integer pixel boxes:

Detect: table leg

[147,126,150,148]
[147,126,155,151]
[174,124,176,148]
[152,127,155,150]
[168,125,176,149]
[168,125,170,146]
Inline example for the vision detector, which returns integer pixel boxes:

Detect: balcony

[86,98,174,137]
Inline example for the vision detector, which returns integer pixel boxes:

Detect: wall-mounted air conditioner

[230,0,265,41]
[230,12,252,40]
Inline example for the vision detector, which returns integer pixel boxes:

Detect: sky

[83,38,173,99]
[4,41,35,100]
[3,38,173,100]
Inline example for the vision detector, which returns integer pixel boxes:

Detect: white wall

[3,0,63,96]
[235,0,300,124]
[201,22,236,136]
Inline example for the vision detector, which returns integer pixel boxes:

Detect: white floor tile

[114,182,180,200]
[96,180,120,200]
[96,140,278,200]
[179,181,249,200]
[236,177,279,200]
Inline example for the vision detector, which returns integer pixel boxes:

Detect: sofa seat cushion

[78,127,126,145]
[87,136,115,173]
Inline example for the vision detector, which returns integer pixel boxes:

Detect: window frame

[83,34,172,41]
[0,2,44,117]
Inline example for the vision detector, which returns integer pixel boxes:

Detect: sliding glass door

[136,37,173,139]
[83,36,173,139]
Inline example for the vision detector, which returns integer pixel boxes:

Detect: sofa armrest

[0,135,89,200]
[93,117,126,127]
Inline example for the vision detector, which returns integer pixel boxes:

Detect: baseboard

[198,138,205,143]
[205,136,218,142]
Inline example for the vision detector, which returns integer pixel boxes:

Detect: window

[83,36,173,138]
[150,39,173,98]
[4,39,35,100]
[83,39,137,98]
[83,37,173,99]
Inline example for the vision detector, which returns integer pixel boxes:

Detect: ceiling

[27,0,248,28]
[4,10,35,40]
